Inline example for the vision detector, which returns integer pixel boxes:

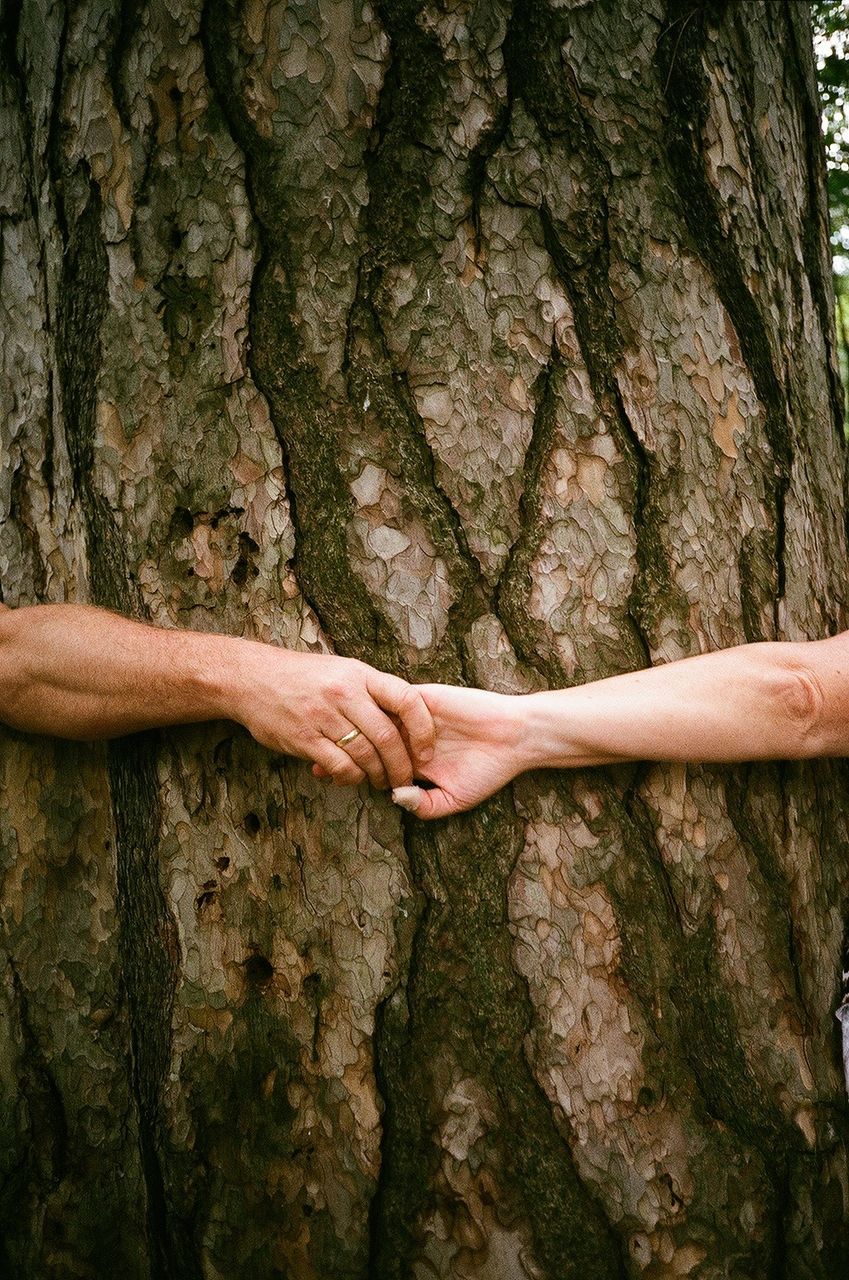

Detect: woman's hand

[385,633,849,819]
[389,683,527,819]
[229,647,435,790]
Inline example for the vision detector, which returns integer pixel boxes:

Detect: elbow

[776,661,826,757]
[0,609,27,723]
[0,607,15,681]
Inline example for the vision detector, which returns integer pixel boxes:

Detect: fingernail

[392,786,421,813]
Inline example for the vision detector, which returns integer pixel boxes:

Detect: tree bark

[2,0,849,1276]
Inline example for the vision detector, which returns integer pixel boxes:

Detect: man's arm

[393,636,849,819]
[0,603,434,790]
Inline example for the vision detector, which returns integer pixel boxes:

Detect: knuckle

[395,682,416,709]
[360,746,385,774]
[373,722,399,750]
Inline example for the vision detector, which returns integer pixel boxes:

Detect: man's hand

[230,648,435,790]
[0,605,435,791]
[389,683,525,819]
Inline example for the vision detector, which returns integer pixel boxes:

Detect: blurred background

[813,0,849,419]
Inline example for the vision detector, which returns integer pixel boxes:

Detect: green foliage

[812,0,849,261]
[812,2,849,419]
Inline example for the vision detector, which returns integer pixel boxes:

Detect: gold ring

[335,728,361,747]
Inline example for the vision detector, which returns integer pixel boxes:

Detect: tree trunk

[2,0,849,1275]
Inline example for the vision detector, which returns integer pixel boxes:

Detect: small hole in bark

[244,811,261,836]
[662,1173,682,1212]
[195,890,216,912]
[271,873,283,890]
[231,532,260,586]
[53,852,84,890]
[170,507,193,539]
[637,1086,655,1109]
[216,856,230,872]
[302,1203,313,1217]
[244,952,274,984]
[302,972,321,1001]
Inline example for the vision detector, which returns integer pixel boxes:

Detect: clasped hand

[5,603,829,797]
[386,684,524,820]
[268,658,523,821]
[234,649,437,793]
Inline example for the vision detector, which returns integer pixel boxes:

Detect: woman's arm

[393,635,849,819]
[0,603,434,790]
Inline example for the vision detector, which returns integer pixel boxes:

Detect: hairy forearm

[515,641,838,772]
[0,604,435,789]
[0,604,241,739]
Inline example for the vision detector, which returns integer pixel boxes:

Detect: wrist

[510,692,548,773]
[501,692,549,777]
[184,631,256,726]
[514,689,588,772]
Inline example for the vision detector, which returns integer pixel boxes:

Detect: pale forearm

[0,604,240,739]
[396,636,849,819]
[515,642,834,772]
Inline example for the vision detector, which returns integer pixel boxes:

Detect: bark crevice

[495,342,574,686]
[658,0,793,634]
[200,0,402,669]
[342,271,484,671]
[55,171,186,1278]
[782,0,846,445]
[501,0,667,665]
[369,806,629,1280]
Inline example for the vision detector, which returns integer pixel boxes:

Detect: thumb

[391,785,457,821]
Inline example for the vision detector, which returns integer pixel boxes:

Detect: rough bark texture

[2,0,849,1276]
